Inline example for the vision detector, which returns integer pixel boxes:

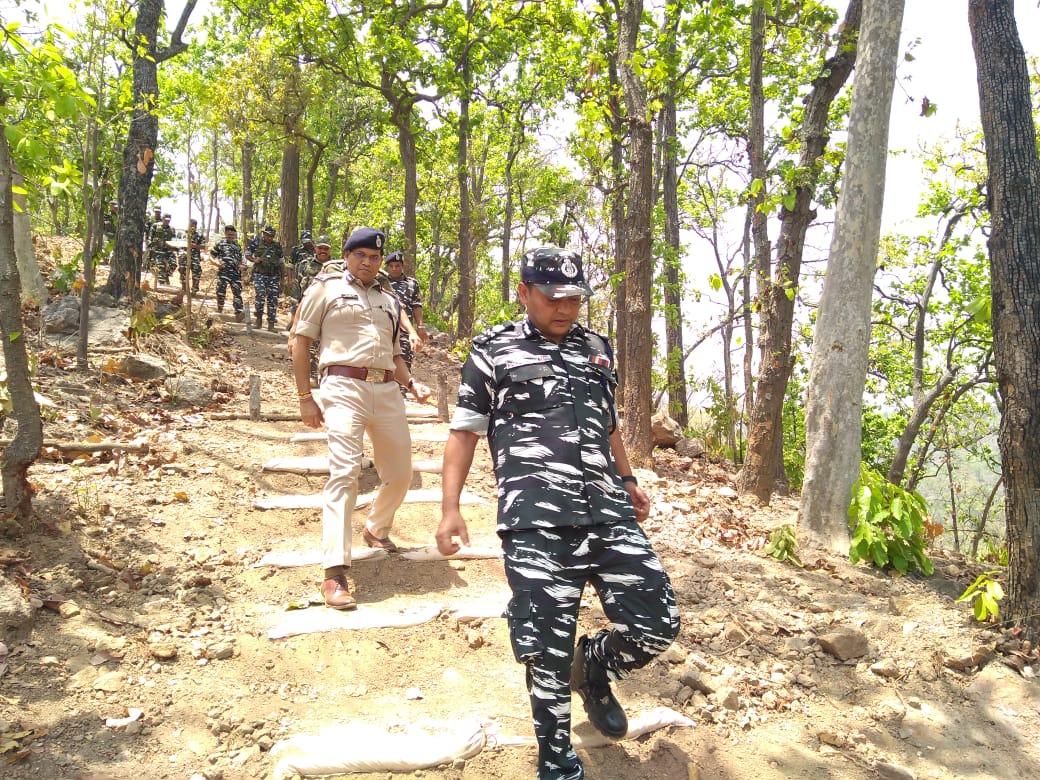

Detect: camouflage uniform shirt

[387,274,422,316]
[210,238,243,272]
[149,222,174,250]
[247,237,284,275]
[450,317,634,532]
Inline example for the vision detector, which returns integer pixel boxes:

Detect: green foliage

[128,298,173,339]
[978,537,1009,567]
[956,570,1004,622]
[764,524,802,567]
[848,465,935,576]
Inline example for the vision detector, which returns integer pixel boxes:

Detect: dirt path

[1,297,1038,780]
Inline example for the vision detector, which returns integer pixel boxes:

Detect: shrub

[848,464,934,575]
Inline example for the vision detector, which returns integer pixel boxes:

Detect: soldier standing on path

[436,246,680,780]
[247,225,285,331]
[288,231,319,318]
[384,251,426,371]
[179,218,205,295]
[210,224,246,322]
[291,227,430,610]
[149,213,176,285]
[287,235,341,384]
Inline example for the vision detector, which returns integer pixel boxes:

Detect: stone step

[261,456,442,475]
[253,487,487,511]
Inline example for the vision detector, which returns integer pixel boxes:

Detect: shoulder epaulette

[473,321,519,346]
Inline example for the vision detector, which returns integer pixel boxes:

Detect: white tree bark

[799,0,905,552]
[12,173,46,304]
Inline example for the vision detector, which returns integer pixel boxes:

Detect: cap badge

[375,235,383,248]
[560,259,579,279]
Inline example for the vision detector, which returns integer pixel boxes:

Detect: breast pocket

[499,362,559,415]
[329,295,366,324]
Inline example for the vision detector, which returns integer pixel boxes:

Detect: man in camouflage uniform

[384,251,425,370]
[288,231,319,318]
[287,235,341,382]
[247,225,285,331]
[149,213,176,285]
[179,218,205,295]
[210,224,245,322]
[437,246,680,780]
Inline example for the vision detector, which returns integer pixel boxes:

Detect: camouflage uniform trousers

[178,251,202,294]
[152,250,175,284]
[252,273,281,326]
[502,521,680,780]
[215,268,244,315]
[398,331,414,371]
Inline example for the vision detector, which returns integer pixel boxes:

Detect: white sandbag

[270,720,486,777]
[572,706,696,747]
[401,544,503,561]
[254,547,386,568]
[267,602,443,639]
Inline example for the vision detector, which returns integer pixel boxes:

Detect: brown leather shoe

[320,574,357,610]
[362,527,399,553]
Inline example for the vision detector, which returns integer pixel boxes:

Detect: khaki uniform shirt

[295,269,402,373]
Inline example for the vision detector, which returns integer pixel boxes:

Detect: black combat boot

[571,635,628,739]
[254,313,263,328]
[267,320,276,332]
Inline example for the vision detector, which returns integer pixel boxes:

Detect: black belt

[325,365,394,383]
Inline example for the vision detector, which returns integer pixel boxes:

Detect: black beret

[385,251,404,264]
[344,227,385,254]
[224,224,237,232]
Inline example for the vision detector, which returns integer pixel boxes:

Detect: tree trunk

[279,135,300,255]
[242,140,254,238]
[739,0,862,503]
[659,33,687,429]
[800,0,903,552]
[12,173,45,303]
[617,0,653,466]
[456,59,475,341]
[101,0,195,303]
[969,0,1040,642]
[0,132,42,534]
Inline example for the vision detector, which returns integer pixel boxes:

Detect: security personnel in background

[149,213,176,285]
[292,227,430,611]
[210,224,246,321]
[247,225,284,331]
[287,235,342,383]
[384,251,426,370]
[145,206,162,248]
[288,231,320,318]
[179,218,205,295]
[436,246,680,780]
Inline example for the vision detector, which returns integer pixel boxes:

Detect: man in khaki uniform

[292,227,430,610]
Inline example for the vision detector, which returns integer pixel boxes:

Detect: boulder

[652,412,683,447]
[0,575,34,645]
[676,437,706,458]
[167,372,215,407]
[42,295,81,333]
[817,628,870,660]
[120,353,169,381]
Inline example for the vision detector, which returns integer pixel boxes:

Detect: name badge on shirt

[503,353,552,370]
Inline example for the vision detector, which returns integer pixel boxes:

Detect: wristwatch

[620,475,638,486]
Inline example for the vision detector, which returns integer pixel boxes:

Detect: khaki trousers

[319,375,412,568]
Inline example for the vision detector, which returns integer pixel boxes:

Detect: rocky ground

[1,259,1038,780]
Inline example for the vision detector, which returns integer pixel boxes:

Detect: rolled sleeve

[449,407,489,436]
